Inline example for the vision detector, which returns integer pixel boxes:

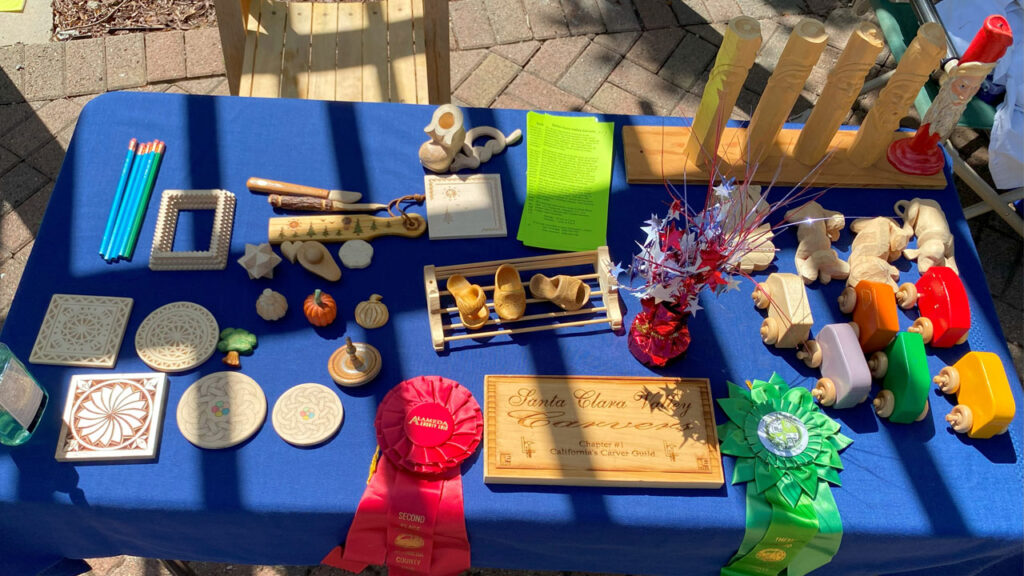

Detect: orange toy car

[838,280,899,354]
[934,351,1016,439]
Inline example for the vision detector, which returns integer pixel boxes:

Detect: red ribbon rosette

[323,376,482,576]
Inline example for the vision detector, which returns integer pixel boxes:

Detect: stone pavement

[0,0,1021,574]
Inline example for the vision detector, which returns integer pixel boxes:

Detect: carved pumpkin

[354,294,389,329]
[256,288,288,321]
[304,289,337,326]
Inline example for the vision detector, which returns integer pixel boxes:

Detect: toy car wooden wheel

[955,332,969,346]
[896,282,918,310]
[760,317,780,345]
[933,366,960,394]
[751,284,770,309]
[847,321,860,338]
[909,317,934,344]
[915,399,930,422]
[945,404,972,433]
[798,340,822,368]
[838,287,857,314]
[868,351,888,379]
[812,377,837,406]
[873,389,895,418]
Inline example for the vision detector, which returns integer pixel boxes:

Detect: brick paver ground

[0,0,1021,574]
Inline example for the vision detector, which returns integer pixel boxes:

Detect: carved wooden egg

[354,294,389,329]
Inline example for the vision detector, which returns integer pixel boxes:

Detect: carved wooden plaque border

[484,375,723,488]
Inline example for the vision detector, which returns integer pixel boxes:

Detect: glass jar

[0,343,48,446]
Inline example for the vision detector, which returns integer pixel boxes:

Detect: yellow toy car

[934,351,1016,439]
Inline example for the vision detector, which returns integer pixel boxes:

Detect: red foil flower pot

[628,298,691,367]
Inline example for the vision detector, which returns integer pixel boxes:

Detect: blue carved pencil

[99,138,137,259]
[105,141,152,261]
[120,140,165,259]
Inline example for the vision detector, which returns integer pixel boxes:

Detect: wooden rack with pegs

[423,247,623,351]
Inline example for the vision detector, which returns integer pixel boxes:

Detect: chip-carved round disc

[177,371,266,449]
[328,342,381,387]
[136,302,219,372]
[272,383,344,446]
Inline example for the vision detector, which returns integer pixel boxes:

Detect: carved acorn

[256,288,288,321]
[304,289,338,327]
[355,294,389,329]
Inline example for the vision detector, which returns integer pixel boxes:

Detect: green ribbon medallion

[718,373,852,576]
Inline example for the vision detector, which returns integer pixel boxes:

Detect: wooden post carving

[847,22,945,168]
[685,16,762,166]
[794,22,885,166]
[746,18,828,165]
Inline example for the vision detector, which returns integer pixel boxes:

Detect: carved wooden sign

[484,375,723,488]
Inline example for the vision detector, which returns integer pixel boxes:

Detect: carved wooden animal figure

[894,198,958,274]
[846,217,911,290]
[784,202,849,284]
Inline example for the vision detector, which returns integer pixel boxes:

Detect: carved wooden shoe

[494,264,526,321]
[446,274,489,329]
[529,274,589,311]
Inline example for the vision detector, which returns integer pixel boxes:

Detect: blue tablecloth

[1,93,1020,576]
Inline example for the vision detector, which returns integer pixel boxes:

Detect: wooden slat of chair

[336,2,363,101]
[387,0,417,103]
[362,1,389,102]
[410,0,429,104]
[308,3,339,100]
[282,2,313,98]
[236,0,260,96]
[251,0,287,97]
[217,0,450,103]
[421,0,449,104]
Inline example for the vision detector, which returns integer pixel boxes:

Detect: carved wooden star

[237,243,282,279]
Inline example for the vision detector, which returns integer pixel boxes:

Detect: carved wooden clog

[446,274,489,329]
[494,264,526,321]
[297,241,341,281]
[529,274,589,311]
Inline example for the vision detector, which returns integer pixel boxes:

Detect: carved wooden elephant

[894,198,958,275]
[784,201,849,285]
[846,216,911,289]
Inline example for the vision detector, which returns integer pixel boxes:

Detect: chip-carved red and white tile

[55,373,169,462]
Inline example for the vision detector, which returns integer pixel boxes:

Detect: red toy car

[896,266,970,347]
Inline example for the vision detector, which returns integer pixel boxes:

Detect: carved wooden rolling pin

[268,195,388,212]
[247,177,363,203]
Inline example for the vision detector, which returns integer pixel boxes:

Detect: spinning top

[328,337,381,387]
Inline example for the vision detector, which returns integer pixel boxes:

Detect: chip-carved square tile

[55,372,169,461]
[29,294,134,368]
[149,189,236,271]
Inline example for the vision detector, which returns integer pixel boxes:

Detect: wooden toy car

[895,266,970,347]
[934,351,1016,438]
[838,279,899,354]
[751,273,813,349]
[798,323,872,409]
[869,332,931,423]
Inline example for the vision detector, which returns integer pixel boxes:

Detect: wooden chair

[212,0,450,104]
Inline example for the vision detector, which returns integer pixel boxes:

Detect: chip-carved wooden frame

[149,189,236,271]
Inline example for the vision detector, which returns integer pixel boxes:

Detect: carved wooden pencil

[745,18,827,165]
[685,16,761,165]
[847,22,945,168]
[794,22,885,166]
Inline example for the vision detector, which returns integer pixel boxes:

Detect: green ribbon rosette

[718,373,852,576]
